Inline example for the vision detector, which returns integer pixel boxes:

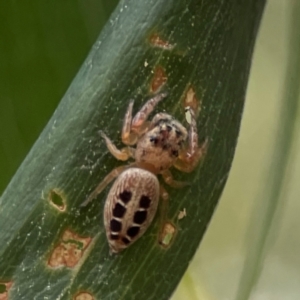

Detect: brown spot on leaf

[48,229,91,268]
[159,222,176,248]
[0,281,13,300]
[48,189,66,212]
[150,66,167,93]
[149,33,175,50]
[73,292,95,300]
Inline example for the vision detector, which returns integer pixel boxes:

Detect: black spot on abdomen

[119,190,132,204]
[113,203,126,218]
[134,210,147,224]
[127,226,140,238]
[139,195,151,208]
[122,237,131,245]
[110,234,119,240]
[110,219,122,232]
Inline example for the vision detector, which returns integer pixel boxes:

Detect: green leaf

[0,0,265,299]
[0,283,7,293]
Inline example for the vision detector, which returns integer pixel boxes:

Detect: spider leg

[122,100,138,145]
[174,105,208,173]
[101,131,135,161]
[80,165,128,207]
[186,107,199,158]
[161,169,189,188]
[159,183,169,201]
[81,160,145,207]
[158,183,169,238]
[131,92,168,132]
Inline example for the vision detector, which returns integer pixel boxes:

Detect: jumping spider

[81,92,207,253]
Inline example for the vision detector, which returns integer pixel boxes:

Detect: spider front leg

[121,92,168,145]
[101,131,135,161]
[121,100,137,145]
[174,106,208,173]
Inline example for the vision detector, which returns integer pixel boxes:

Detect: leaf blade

[0,0,265,299]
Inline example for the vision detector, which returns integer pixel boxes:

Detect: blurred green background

[1,0,298,299]
[0,0,119,193]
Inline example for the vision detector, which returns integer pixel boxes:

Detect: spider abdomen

[104,168,160,253]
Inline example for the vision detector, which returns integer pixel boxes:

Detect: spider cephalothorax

[135,113,188,171]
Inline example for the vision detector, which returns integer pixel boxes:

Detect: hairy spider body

[135,114,188,171]
[81,92,206,253]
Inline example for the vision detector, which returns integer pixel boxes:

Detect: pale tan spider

[81,92,207,253]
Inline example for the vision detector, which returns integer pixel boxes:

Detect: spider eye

[149,136,158,144]
[172,150,179,157]
[175,130,182,137]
